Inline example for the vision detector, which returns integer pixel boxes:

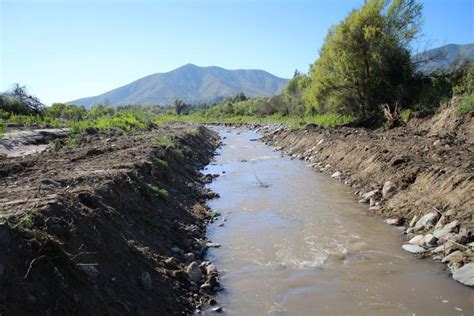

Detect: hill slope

[69,64,289,107]
[415,43,474,73]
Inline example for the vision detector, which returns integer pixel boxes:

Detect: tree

[173,99,189,115]
[305,0,422,120]
[0,84,44,115]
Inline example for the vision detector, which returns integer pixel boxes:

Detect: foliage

[148,184,169,198]
[0,84,44,115]
[305,0,422,120]
[457,94,474,114]
[45,103,87,121]
[0,120,5,135]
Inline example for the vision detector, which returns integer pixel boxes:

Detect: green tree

[305,0,422,120]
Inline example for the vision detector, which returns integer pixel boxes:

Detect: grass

[401,109,412,123]
[152,134,177,149]
[8,114,60,128]
[148,184,169,198]
[153,157,169,167]
[13,212,35,229]
[457,93,474,114]
[0,120,5,136]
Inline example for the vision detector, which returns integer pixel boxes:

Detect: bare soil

[263,97,473,277]
[0,124,220,315]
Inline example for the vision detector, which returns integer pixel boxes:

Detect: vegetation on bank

[0,0,472,136]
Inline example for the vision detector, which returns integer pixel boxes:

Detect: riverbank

[262,97,473,286]
[0,123,221,315]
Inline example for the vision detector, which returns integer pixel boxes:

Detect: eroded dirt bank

[0,124,221,315]
[262,98,473,286]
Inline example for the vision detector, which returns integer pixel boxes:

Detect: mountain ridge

[68,64,289,107]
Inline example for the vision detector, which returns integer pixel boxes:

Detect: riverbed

[204,127,473,315]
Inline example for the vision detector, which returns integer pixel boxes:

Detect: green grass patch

[457,93,474,114]
[153,134,177,149]
[401,109,412,123]
[13,212,35,229]
[148,184,168,198]
[154,157,169,167]
[0,120,5,136]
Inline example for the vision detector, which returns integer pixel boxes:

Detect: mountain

[68,64,289,107]
[414,43,474,73]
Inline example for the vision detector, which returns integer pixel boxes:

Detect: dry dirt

[0,124,221,315]
[262,97,473,281]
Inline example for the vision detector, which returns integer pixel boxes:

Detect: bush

[458,94,474,114]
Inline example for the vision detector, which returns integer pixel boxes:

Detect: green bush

[458,93,474,114]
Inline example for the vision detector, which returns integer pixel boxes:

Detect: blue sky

[1,0,473,104]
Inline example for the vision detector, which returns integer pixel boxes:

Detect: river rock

[171,246,182,254]
[408,235,424,245]
[402,244,427,253]
[441,250,462,263]
[434,215,447,229]
[382,181,397,198]
[183,253,195,262]
[437,233,457,245]
[331,172,342,179]
[363,189,379,201]
[452,263,474,286]
[140,272,152,291]
[186,262,202,283]
[422,234,437,247]
[384,218,400,225]
[205,264,217,275]
[414,212,440,230]
[409,215,418,228]
[206,242,221,248]
[433,220,459,239]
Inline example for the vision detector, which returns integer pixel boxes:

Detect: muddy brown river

[204,128,473,316]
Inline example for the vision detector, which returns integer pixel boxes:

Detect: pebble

[206,242,221,248]
[384,218,400,225]
[206,264,218,275]
[441,250,462,263]
[422,233,437,247]
[402,244,427,253]
[211,307,223,313]
[331,171,342,179]
[452,263,474,286]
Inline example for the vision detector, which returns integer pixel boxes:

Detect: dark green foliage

[0,84,44,116]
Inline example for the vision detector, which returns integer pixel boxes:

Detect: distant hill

[68,64,289,107]
[414,43,474,73]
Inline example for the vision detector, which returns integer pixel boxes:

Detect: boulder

[331,172,342,179]
[402,244,427,254]
[452,263,474,286]
[186,262,203,283]
[408,235,424,245]
[422,234,437,247]
[414,212,440,230]
[382,181,397,198]
[441,250,462,263]
[433,220,459,239]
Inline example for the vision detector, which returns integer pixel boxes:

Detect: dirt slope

[262,98,473,285]
[0,124,220,315]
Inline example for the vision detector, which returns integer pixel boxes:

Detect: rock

[171,246,182,254]
[452,263,474,286]
[432,243,451,254]
[414,212,440,230]
[78,264,99,277]
[384,218,400,225]
[402,244,427,254]
[406,227,415,234]
[442,250,462,263]
[164,257,179,267]
[445,209,457,217]
[434,215,447,229]
[358,199,368,204]
[141,272,152,291]
[186,262,202,283]
[433,220,459,239]
[408,235,424,245]
[211,307,223,313]
[205,264,217,275]
[437,233,457,245]
[206,242,221,248]
[184,253,195,262]
[422,234,437,247]
[454,227,469,244]
[208,298,217,306]
[409,215,418,228]
[207,275,219,287]
[382,181,397,198]
[363,189,379,200]
[331,172,342,179]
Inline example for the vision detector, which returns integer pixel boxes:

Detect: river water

[204,127,473,316]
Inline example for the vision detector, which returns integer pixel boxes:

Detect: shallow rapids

[204,127,473,315]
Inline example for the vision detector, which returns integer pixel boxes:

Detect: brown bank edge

[260,97,473,287]
[0,123,224,315]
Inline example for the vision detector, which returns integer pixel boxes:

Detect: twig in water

[254,174,270,188]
